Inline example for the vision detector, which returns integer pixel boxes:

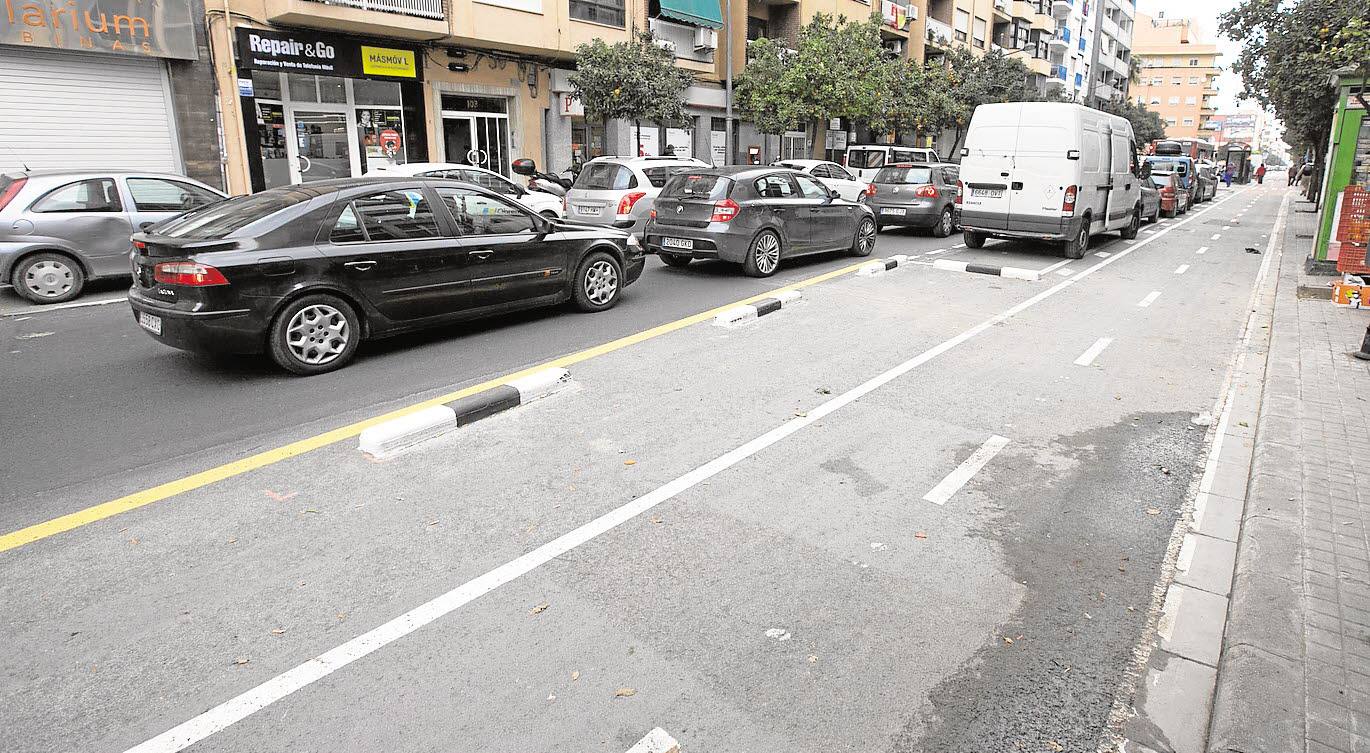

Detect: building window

[1185,96,1197,105]
[1188,58,1198,66]
[1166,117,1177,126]
[1151,76,1163,86]
[1171,77,1181,85]
[1182,117,1195,126]
[1150,96,1160,105]
[746,16,768,40]
[955,9,970,41]
[972,17,987,47]
[1188,76,1200,85]
[570,0,625,27]
[1168,96,1179,105]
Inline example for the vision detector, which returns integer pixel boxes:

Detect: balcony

[1048,26,1070,53]
[648,17,716,71]
[925,17,954,46]
[993,0,1011,20]
[270,0,447,38]
[1051,0,1072,19]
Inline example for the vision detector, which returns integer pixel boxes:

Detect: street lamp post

[724,0,733,166]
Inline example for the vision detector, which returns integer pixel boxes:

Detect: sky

[1134,0,1249,113]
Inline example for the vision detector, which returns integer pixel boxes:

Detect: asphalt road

[1,184,1275,753]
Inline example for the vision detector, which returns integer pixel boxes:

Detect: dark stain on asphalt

[819,456,889,497]
[894,412,1205,753]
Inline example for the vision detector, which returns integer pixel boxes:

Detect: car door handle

[468,250,494,260]
[1000,172,1011,178]
[344,260,376,271]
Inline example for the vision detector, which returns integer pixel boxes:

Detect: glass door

[441,108,511,176]
[287,110,356,184]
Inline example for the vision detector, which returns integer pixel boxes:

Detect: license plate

[575,205,601,216]
[661,237,693,250]
[138,312,162,335]
[879,207,906,216]
[972,188,1004,198]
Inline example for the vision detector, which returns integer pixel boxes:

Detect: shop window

[353,78,402,106]
[437,187,537,235]
[31,178,121,213]
[287,74,319,103]
[126,179,221,212]
[251,71,282,101]
[570,0,625,27]
[350,190,440,241]
[319,77,347,105]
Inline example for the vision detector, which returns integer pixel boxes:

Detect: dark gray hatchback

[643,166,876,277]
[864,163,960,237]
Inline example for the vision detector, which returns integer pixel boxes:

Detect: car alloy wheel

[855,218,876,255]
[23,258,75,299]
[583,259,619,306]
[754,233,780,275]
[936,207,954,237]
[285,304,351,366]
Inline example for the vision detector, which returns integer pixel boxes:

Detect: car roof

[586,155,709,168]
[774,159,828,168]
[369,162,504,177]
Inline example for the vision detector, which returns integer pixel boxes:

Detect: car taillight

[0,177,27,212]
[1062,185,1078,216]
[618,191,647,215]
[710,198,740,222]
[1161,187,1174,197]
[153,262,229,286]
[563,195,569,212]
[865,183,877,198]
[133,240,148,253]
[914,184,939,198]
[955,180,964,205]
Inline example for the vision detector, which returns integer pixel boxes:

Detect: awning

[658,0,724,29]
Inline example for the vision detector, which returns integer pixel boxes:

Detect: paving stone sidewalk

[1207,195,1370,753]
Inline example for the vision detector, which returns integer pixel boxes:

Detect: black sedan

[128,177,646,374]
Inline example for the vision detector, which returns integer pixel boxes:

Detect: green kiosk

[1314,70,1370,264]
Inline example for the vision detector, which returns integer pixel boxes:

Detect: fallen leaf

[1083,612,1092,620]
[1145,507,1161,515]
[1003,636,1014,645]
[623,459,637,466]
[271,628,286,635]
[816,387,832,394]
[1047,740,1064,752]
[571,670,580,681]
[794,411,808,417]
[336,612,347,620]
[1238,421,1249,427]
[128,537,139,545]
[227,537,237,544]
[650,516,663,524]
[427,520,439,527]
[807,654,818,663]
[233,657,250,666]
[530,603,549,615]
[302,508,320,514]
[914,531,928,540]
[547,693,556,701]
[614,687,636,698]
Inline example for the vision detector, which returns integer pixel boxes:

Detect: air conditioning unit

[886,39,906,55]
[693,26,718,51]
[655,37,677,53]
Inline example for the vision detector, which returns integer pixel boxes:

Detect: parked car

[127,177,646,375]
[1150,170,1184,218]
[865,163,960,237]
[844,145,941,181]
[0,170,226,303]
[1195,161,1219,202]
[643,166,876,278]
[563,155,709,237]
[1139,180,1162,224]
[1144,154,1198,206]
[771,159,869,201]
[368,162,564,218]
[957,102,1143,258]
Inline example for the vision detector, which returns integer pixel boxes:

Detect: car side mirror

[511,158,537,177]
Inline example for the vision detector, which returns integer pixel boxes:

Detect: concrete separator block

[1158,582,1228,667]
[508,367,570,403]
[625,728,680,753]
[1192,492,1243,542]
[1175,533,1238,597]
[857,261,887,276]
[359,405,457,459]
[713,306,758,326]
[1124,649,1218,753]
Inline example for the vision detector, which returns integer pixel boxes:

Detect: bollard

[1356,324,1370,361]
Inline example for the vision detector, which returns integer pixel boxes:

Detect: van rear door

[959,105,1021,231]
[1009,116,1077,234]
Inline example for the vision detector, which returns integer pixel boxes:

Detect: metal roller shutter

[0,47,180,174]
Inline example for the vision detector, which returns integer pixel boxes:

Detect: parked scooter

[512,158,573,197]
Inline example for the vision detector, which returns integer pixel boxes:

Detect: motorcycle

[512,158,573,197]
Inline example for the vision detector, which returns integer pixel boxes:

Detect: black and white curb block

[713,290,802,327]
[931,259,1041,281]
[359,367,571,458]
[856,255,911,276]
[624,728,680,753]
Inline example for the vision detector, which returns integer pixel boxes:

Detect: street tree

[931,47,1041,160]
[735,13,893,158]
[1219,0,1370,200]
[570,30,694,157]
[1100,97,1166,145]
[869,58,959,146]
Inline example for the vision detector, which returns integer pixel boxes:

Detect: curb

[625,728,680,753]
[358,367,571,457]
[713,289,802,326]
[856,255,910,276]
[931,259,1041,281]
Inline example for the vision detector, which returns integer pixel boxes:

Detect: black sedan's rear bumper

[128,290,265,355]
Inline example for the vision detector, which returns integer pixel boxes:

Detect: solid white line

[1210,233,1221,240]
[951,242,966,248]
[1074,337,1114,366]
[1056,268,1074,276]
[1137,291,1162,308]
[121,185,1244,753]
[1175,264,1190,275]
[1094,251,1112,258]
[1196,246,1208,255]
[927,248,947,255]
[0,295,125,317]
[922,435,1011,505]
[1038,258,1074,275]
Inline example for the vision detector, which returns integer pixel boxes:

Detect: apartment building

[1130,11,1220,140]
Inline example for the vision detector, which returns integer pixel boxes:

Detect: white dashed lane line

[1137,291,1162,307]
[1197,246,1208,255]
[1175,264,1190,275]
[1073,337,1114,366]
[1211,233,1222,240]
[922,434,1011,506]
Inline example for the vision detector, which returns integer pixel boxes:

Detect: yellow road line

[0,260,872,554]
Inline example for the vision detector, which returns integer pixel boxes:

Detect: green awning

[658,0,723,29]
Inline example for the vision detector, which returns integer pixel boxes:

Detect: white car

[563,155,709,237]
[773,159,870,202]
[367,162,563,218]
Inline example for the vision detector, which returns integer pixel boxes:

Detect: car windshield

[874,166,934,184]
[661,174,732,200]
[847,150,885,169]
[153,189,311,239]
[1149,173,1174,187]
[642,167,689,188]
[574,163,636,190]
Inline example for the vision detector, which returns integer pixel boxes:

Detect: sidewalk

[1209,194,1370,753]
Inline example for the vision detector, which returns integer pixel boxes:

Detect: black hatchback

[128,177,646,374]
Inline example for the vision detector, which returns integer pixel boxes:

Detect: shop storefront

[0,0,200,174]
[232,27,426,191]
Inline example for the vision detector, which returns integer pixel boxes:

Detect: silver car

[865,163,961,237]
[0,170,225,303]
[563,156,709,237]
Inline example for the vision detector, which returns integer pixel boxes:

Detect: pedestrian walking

[1289,162,1301,186]
[1256,164,1267,184]
[1222,167,1233,188]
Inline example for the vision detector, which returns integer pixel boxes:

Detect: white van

[844,144,940,181]
[956,102,1144,258]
